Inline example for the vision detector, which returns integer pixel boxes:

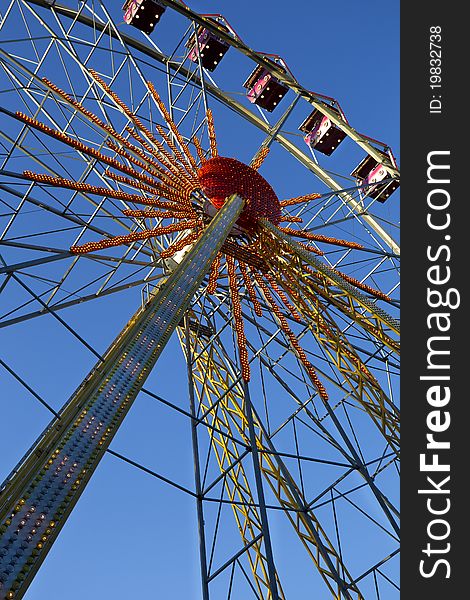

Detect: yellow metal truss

[257,231,399,454]
[177,330,285,600]
[182,330,364,600]
[259,226,399,354]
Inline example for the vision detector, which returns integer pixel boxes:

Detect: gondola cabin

[122,0,165,35]
[187,21,230,71]
[243,64,288,112]
[351,151,400,203]
[299,106,347,155]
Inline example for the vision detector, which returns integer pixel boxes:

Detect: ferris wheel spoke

[213,297,397,499]
[261,331,400,530]
[0,250,71,276]
[0,276,149,329]
[0,145,143,255]
[0,243,163,329]
[249,95,301,166]
[240,295,395,419]
[0,11,178,258]
[262,221,400,336]
[204,295,397,530]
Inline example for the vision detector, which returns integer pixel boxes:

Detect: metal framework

[0,194,244,597]
[0,1,400,599]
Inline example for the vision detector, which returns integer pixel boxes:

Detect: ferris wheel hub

[197,156,281,229]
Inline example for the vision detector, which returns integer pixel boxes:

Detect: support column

[0,194,244,600]
[243,382,280,600]
[184,318,210,600]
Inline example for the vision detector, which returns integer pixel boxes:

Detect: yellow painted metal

[178,329,285,600]
[253,231,399,453]
[259,222,400,345]
[182,331,363,600]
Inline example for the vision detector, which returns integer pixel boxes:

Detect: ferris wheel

[0,1,400,599]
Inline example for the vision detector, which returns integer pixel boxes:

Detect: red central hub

[197,156,281,229]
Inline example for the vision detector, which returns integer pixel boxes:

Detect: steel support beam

[0,194,244,600]
[184,318,210,600]
[243,382,280,600]
[261,219,400,334]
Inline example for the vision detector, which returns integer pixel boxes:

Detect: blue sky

[0,1,399,598]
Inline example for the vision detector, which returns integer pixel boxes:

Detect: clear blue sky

[0,1,399,598]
